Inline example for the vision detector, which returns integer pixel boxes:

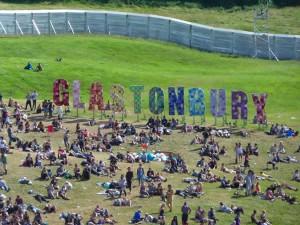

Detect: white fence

[0,10,299,60]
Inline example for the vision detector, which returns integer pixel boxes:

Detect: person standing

[7,124,15,147]
[25,92,32,111]
[48,100,53,118]
[158,203,166,225]
[0,151,7,174]
[31,90,38,111]
[166,184,174,212]
[126,167,133,193]
[171,216,178,225]
[118,174,127,197]
[63,130,70,150]
[181,202,191,225]
[136,163,144,186]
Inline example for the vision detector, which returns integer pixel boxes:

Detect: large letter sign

[73,80,84,108]
[210,89,226,117]
[168,87,184,115]
[231,91,248,120]
[110,84,125,112]
[188,88,205,116]
[252,93,267,124]
[149,87,164,114]
[129,85,144,114]
[88,82,104,111]
[53,79,69,106]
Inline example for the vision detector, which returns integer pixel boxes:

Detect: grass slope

[0,1,299,34]
[0,35,299,125]
[0,34,299,225]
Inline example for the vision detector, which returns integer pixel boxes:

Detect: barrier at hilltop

[0,10,299,60]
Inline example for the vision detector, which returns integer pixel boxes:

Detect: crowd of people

[0,95,298,225]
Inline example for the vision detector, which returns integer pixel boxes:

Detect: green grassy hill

[0,33,300,225]
[0,35,299,125]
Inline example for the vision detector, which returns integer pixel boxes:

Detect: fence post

[104,13,108,34]
[147,16,150,39]
[189,24,192,48]
[168,19,171,41]
[65,12,68,33]
[84,12,87,33]
[231,32,234,54]
[14,13,17,35]
[126,14,129,36]
[31,13,34,35]
[48,12,50,35]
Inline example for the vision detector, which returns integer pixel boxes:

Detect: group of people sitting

[24,62,43,72]
[268,124,298,138]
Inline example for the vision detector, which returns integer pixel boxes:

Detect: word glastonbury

[54,79,267,123]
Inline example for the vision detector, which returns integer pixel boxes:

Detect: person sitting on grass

[74,163,81,180]
[263,188,275,201]
[24,62,33,70]
[58,146,67,165]
[0,177,9,192]
[82,164,91,181]
[37,121,45,132]
[130,209,143,224]
[35,63,43,72]
[47,183,58,199]
[140,182,149,198]
[218,202,233,214]
[113,197,132,206]
[59,181,72,200]
[292,169,300,182]
[56,164,67,177]
[22,153,34,167]
[40,167,51,180]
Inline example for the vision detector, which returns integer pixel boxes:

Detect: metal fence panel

[16,13,32,35]
[296,37,300,60]
[191,25,213,52]
[274,35,296,60]
[33,13,49,35]
[212,29,233,54]
[50,12,66,34]
[149,16,169,41]
[170,21,190,46]
[107,13,127,36]
[67,12,85,33]
[255,33,270,58]
[233,31,255,56]
[128,15,148,38]
[0,10,299,60]
[87,12,106,34]
[0,13,15,35]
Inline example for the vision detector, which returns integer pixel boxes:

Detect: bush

[198,0,258,8]
[272,0,300,7]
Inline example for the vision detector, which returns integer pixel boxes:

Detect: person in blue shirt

[136,163,145,186]
[131,209,142,223]
[24,62,33,70]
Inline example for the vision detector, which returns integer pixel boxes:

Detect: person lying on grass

[113,197,132,206]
